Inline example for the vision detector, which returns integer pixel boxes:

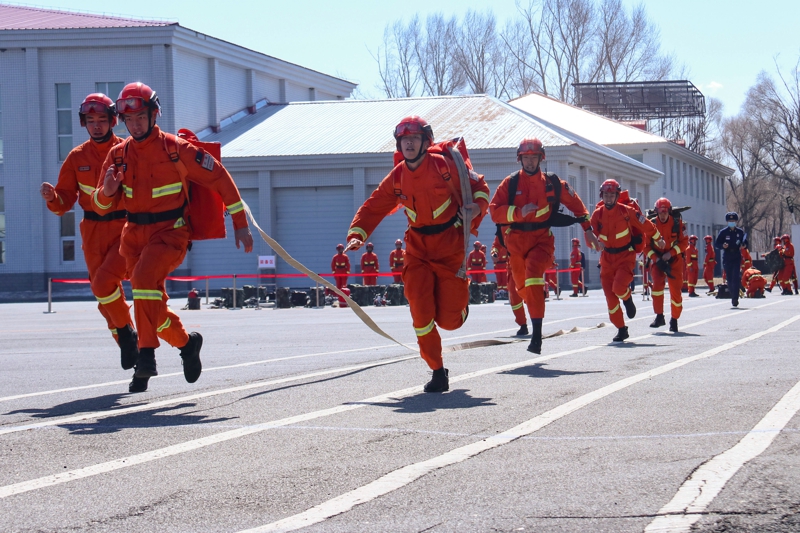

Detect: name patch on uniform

[637,213,646,224]
[78,166,91,172]
[201,153,215,171]
[564,182,576,196]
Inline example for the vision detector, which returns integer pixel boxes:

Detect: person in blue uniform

[715,212,747,308]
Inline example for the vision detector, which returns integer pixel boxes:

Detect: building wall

[173,48,211,132]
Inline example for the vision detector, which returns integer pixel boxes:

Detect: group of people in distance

[43,100,795,395]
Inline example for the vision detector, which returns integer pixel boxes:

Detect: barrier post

[315,280,320,308]
[205,277,209,305]
[43,277,56,314]
[580,267,588,297]
[232,274,238,309]
[555,269,562,300]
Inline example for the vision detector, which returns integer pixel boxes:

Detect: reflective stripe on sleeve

[93,190,113,210]
[227,201,244,215]
[78,183,95,195]
[473,191,489,203]
[349,227,368,240]
[507,206,516,222]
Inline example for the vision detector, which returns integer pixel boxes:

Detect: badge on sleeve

[195,149,215,171]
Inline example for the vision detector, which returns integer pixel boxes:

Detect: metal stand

[43,278,56,314]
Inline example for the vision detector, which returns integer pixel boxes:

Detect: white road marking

[644,377,800,533]
[0,305,787,502]
[239,313,800,533]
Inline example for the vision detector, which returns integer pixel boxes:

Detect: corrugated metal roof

[0,4,173,30]
[216,94,657,174]
[510,92,668,146]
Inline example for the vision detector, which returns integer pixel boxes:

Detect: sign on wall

[258,255,276,269]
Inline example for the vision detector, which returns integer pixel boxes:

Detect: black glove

[656,258,674,278]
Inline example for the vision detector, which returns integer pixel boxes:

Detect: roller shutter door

[274,186,352,288]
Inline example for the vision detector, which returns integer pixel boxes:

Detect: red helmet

[394,116,433,143]
[395,239,402,246]
[774,236,782,243]
[704,235,713,242]
[336,243,344,251]
[116,82,161,116]
[600,179,621,197]
[572,237,580,245]
[782,234,791,242]
[79,93,117,127]
[474,241,482,248]
[366,242,374,250]
[517,138,545,161]
[689,235,698,242]
[654,197,671,212]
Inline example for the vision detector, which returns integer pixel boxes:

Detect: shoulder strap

[544,172,562,212]
[163,133,189,180]
[507,170,521,201]
[430,153,463,207]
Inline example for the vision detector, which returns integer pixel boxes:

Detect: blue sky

[17,0,800,116]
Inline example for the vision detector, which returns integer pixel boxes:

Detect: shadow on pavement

[353,389,495,414]
[58,402,237,434]
[501,363,604,379]
[5,393,144,419]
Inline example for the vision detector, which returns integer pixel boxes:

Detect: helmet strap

[90,129,114,144]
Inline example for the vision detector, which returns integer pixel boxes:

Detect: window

[683,163,688,194]
[676,160,681,193]
[0,86,3,162]
[95,82,127,137]
[56,84,73,162]
[669,157,674,190]
[661,155,667,190]
[0,187,5,263]
[61,209,75,262]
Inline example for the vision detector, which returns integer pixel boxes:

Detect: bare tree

[455,10,516,98]
[371,19,421,98]
[415,14,465,96]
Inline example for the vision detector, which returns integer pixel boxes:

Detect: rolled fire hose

[448,142,473,280]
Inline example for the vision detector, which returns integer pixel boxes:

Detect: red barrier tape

[50,267,582,285]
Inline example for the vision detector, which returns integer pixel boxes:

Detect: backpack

[645,205,691,250]
[595,190,646,254]
[494,170,583,248]
[112,128,227,241]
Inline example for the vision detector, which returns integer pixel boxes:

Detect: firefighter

[590,179,662,342]
[742,268,767,298]
[95,82,254,393]
[569,237,585,297]
[767,236,782,292]
[741,245,753,271]
[714,212,746,307]
[468,241,487,283]
[331,243,350,289]
[647,198,688,332]
[389,239,405,284]
[490,236,509,290]
[686,235,700,297]
[777,234,796,295]
[360,242,379,286]
[490,138,599,354]
[40,93,138,371]
[345,116,490,393]
[703,235,716,293]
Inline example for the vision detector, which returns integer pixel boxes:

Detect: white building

[0,4,355,296]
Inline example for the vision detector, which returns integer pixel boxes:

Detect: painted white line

[644,377,800,533]
[238,314,800,533]
[0,306,789,502]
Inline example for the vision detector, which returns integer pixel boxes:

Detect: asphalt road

[1,288,799,533]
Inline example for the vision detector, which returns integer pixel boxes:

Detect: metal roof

[213,94,657,174]
[0,4,173,30]
[510,92,669,146]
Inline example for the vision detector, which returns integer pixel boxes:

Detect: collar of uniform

[130,124,162,149]
[520,168,541,179]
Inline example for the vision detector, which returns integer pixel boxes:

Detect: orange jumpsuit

[778,242,796,292]
[47,134,133,341]
[742,268,766,297]
[490,169,591,320]
[95,125,249,349]
[740,248,752,271]
[360,251,379,285]
[490,237,509,290]
[569,246,584,295]
[468,249,487,283]
[685,243,699,295]
[703,241,716,290]
[347,154,489,371]
[389,248,405,283]
[590,204,659,328]
[647,216,688,320]
[331,252,350,289]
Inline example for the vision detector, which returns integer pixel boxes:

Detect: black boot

[134,348,158,378]
[689,292,700,298]
[179,332,203,383]
[613,326,629,342]
[117,324,139,370]
[424,368,449,393]
[527,319,543,354]
[669,318,679,332]
[515,323,529,336]
[569,292,578,297]
[650,314,666,328]
[128,376,150,393]
[623,297,636,318]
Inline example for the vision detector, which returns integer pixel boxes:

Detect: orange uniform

[490,237,509,290]
[360,251,379,285]
[468,248,487,283]
[740,248,752,271]
[47,134,133,341]
[778,241,795,293]
[703,241,716,291]
[742,268,766,297]
[590,204,659,328]
[646,215,688,320]
[389,248,405,283]
[95,125,249,349]
[685,242,699,295]
[569,245,584,295]
[331,252,350,289]
[347,154,489,371]
[490,169,590,320]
